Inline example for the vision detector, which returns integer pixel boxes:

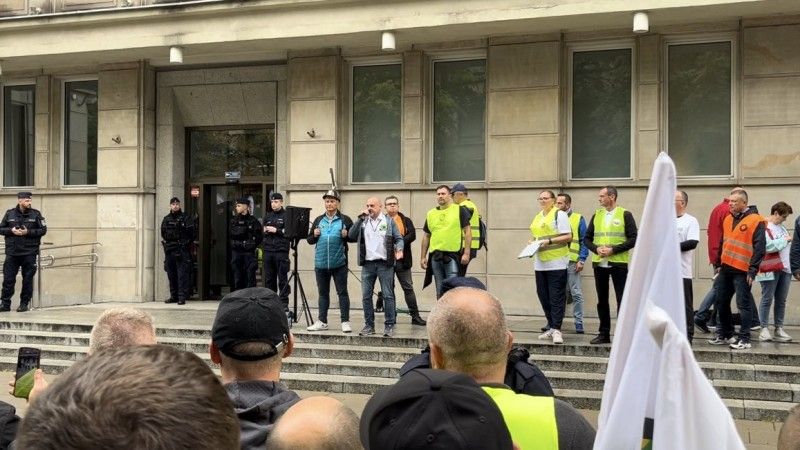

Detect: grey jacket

[225,380,301,450]
[348,213,404,266]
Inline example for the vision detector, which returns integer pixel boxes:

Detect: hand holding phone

[13,347,41,399]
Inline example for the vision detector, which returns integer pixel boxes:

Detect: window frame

[60,76,99,188]
[346,56,404,185]
[0,79,37,189]
[428,50,487,184]
[662,33,736,179]
[567,40,637,181]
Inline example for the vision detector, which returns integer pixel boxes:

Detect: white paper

[517,240,543,259]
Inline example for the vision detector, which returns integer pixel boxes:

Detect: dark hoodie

[225,380,300,450]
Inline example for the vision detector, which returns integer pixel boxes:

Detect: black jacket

[230,214,263,253]
[393,212,416,270]
[0,206,47,256]
[791,216,800,275]
[262,208,290,253]
[160,210,195,251]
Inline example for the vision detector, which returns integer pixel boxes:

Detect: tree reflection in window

[352,64,401,183]
[189,128,275,179]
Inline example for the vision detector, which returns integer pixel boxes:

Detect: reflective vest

[721,214,764,272]
[482,386,559,450]
[568,212,583,262]
[426,203,462,253]
[529,208,568,261]
[461,199,481,250]
[591,207,630,264]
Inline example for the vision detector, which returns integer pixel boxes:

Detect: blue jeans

[361,261,396,327]
[694,278,718,323]
[759,271,792,328]
[431,255,459,299]
[567,261,584,326]
[715,266,754,343]
[315,265,350,323]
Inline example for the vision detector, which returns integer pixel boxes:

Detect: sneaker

[774,327,793,342]
[575,323,584,334]
[359,325,375,336]
[383,324,395,337]
[0,305,9,313]
[708,336,736,345]
[341,321,352,333]
[750,325,762,332]
[538,329,554,340]
[729,339,752,350]
[16,304,30,312]
[693,317,710,334]
[307,321,329,331]
[411,315,427,326]
[590,335,611,345]
[758,328,772,342]
[552,330,564,344]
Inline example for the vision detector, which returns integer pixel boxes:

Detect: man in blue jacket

[306,190,354,333]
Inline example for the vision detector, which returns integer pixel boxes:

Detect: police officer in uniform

[0,192,47,312]
[230,197,263,290]
[262,192,291,311]
[160,197,195,305]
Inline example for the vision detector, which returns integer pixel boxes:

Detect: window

[570,48,633,179]
[433,59,486,182]
[64,80,98,185]
[667,41,732,177]
[188,127,275,180]
[3,85,35,187]
[351,64,402,183]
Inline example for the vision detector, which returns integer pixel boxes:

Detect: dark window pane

[668,42,731,176]
[572,49,632,179]
[3,85,35,187]
[352,64,401,182]
[433,59,486,181]
[64,80,98,185]
[189,128,275,179]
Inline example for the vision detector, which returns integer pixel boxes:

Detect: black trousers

[593,265,628,336]
[164,246,192,302]
[1,254,37,307]
[683,278,694,343]
[394,266,421,316]
[535,269,567,330]
[457,249,478,277]
[715,265,755,343]
[263,251,290,309]
[231,251,258,290]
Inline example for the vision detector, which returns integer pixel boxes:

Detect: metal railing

[35,242,101,309]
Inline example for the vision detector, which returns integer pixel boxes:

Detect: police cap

[17,192,32,199]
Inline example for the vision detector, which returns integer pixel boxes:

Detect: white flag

[593,153,745,449]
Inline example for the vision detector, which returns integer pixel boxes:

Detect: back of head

[779,405,800,450]
[360,368,513,450]
[89,307,157,354]
[267,396,361,450]
[16,345,239,450]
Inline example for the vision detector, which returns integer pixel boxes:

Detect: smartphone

[13,347,41,399]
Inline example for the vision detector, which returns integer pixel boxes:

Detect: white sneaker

[538,329,554,340]
[306,320,329,331]
[758,328,772,342]
[341,321,352,333]
[551,329,564,345]
[750,325,762,332]
[729,339,752,350]
[774,327,793,342]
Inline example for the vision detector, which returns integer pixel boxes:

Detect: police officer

[230,197,263,290]
[160,197,195,305]
[262,192,291,311]
[0,192,47,312]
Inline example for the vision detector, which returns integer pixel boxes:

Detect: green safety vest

[482,386,559,450]
[591,207,630,264]
[568,212,583,262]
[461,199,481,250]
[529,208,569,261]
[426,203,463,253]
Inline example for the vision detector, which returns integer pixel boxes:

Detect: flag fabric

[593,152,745,449]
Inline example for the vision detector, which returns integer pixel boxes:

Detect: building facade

[1,0,799,322]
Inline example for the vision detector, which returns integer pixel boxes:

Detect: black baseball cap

[235,197,250,205]
[17,192,32,199]
[270,192,283,201]
[211,288,289,361]
[360,369,513,450]
[169,197,180,204]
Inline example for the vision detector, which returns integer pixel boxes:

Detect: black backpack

[478,215,488,250]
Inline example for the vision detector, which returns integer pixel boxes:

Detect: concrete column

[637,34,661,179]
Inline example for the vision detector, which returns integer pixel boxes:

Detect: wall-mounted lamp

[29,6,42,14]
[306,128,316,138]
[111,135,122,144]
[381,31,396,51]
[169,46,183,64]
[633,12,649,34]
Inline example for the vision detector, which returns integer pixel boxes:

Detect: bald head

[779,405,800,450]
[426,288,512,383]
[365,196,382,219]
[267,396,362,450]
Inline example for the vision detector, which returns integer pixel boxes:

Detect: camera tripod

[277,239,313,327]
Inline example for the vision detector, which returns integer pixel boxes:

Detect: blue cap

[451,183,467,193]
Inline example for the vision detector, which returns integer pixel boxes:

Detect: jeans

[535,269,567,330]
[759,271,792,328]
[394,266,421,315]
[694,277,719,324]
[567,261,584,326]
[715,266,754,343]
[315,265,350,323]
[361,261,396,327]
[593,265,628,336]
[431,256,459,299]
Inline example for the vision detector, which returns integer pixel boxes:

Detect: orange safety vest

[720,214,764,271]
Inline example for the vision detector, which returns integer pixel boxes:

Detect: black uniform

[0,206,47,311]
[160,209,196,304]
[230,213,263,290]
[262,208,291,309]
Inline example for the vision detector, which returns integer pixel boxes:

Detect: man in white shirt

[675,190,700,344]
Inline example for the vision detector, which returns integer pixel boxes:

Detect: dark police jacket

[0,206,47,256]
[262,208,290,253]
[160,210,196,251]
[393,212,416,271]
[230,213,263,253]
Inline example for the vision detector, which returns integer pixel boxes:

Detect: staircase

[0,319,796,421]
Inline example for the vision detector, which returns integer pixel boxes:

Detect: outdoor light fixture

[633,12,649,34]
[169,46,183,64]
[381,31,396,51]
